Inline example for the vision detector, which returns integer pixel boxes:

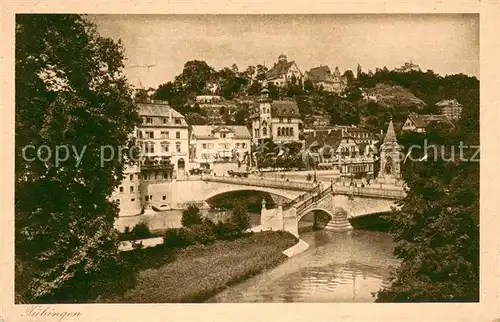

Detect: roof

[436,99,462,107]
[266,60,296,79]
[270,100,300,118]
[137,103,188,127]
[306,66,331,82]
[138,103,184,118]
[304,130,343,151]
[383,120,398,145]
[191,125,251,140]
[407,113,450,128]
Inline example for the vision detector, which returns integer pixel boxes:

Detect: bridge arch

[204,186,296,203]
[297,206,347,222]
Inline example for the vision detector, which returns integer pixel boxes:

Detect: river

[206,228,400,303]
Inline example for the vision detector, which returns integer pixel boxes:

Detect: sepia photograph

[12,13,482,305]
[1,1,498,319]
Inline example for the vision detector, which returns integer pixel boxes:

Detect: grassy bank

[101,230,297,303]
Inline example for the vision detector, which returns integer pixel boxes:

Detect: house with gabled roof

[266,54,303,87]
[305,65,348,94]
[190,125,251,167]
[402,113,452,133]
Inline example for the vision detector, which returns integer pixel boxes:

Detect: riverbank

[102,231,298,303]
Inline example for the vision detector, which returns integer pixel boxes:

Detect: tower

[377,119,401,184]
[251,84,272,142]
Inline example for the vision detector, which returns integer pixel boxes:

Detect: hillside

[361,84,427,109]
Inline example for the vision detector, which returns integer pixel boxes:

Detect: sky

[89,14,479,89]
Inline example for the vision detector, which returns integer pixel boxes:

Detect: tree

[174,60,214,94]
[15,14,139,302]
[154,81,177,102]
[375,90,479,302]
[233,105,250,126]
[181,205,203,227]
[229,204,250,232]
[255,64,268,81]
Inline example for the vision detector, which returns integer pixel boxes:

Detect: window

[220,133,226,138]
[262,127,267,136]
[116,199,120,204]
[279,117,283,123]
[235,143,239,148]
[138,130,143,139]
[145,196,149,201]
[176,131,181,139]
[145,142,155,153]
[161,142,169,152]
[129,174,133,181]
[208,143,214,149]
[163,118,167,124]
[162,195,166,200]
[149,195,153,200]
[202,143,207,149]
[242,143,247,148]
[277,127,281,136]
[288,118,291,123]
[145,131,154,139]
[161,131,169,139]
[176,142,181,153]
[131,198,135,202]
[130,186,134,193]
[146,117,153,124]
[163,172,168,179]
[290,127,294,136]
[175,118,181,125]
[119,186,124,193]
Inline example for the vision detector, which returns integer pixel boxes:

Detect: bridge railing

[201,174,316,191]
[295,186,332,214]
[332,185,406,199]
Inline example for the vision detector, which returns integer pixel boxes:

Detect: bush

[189,224,217,245]
[163,228,193,248]
[214,220,243,240]
[229,205,250,232]
[181,205,203,227]
[130,222,152,239]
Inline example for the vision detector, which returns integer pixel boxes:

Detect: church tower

[377,119,401,184]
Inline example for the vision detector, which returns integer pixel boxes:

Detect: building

[402,113,452,133]
[266,54,303,87]
[393,61,421,73]
[190,125,252,168]
[306,65,348,94]
[376,120,401,184]
[250,87,302,143]
[110,164,143,217]
[303,128,376,179]
[436,99,463,121]
[136,102,190,177]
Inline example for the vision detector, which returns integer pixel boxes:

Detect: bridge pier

[324,209,353,232]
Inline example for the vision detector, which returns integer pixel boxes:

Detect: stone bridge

[254,183,406,237]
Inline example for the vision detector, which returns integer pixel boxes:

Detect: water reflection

[207,230,400,303]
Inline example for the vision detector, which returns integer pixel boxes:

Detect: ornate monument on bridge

[376,119,401,185]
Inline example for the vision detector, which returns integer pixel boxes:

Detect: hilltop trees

[15,14,139,302]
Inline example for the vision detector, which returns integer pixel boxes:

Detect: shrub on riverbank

[119,222,161,241]
[101,230,298,303]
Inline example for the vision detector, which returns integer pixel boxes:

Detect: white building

[136,103,190,177]
[110,164,143,217]
[250,88,302,143]
[190,125,251,168]
[266,54,303,87]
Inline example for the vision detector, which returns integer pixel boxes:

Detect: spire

[383,119,397,144]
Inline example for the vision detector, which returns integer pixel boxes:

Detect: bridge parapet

[201,175,317,192]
